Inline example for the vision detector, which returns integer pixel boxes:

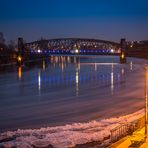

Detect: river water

[0,55,147,134]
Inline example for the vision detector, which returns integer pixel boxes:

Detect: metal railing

[110,116,145,142]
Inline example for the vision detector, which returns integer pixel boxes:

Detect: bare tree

[0,32,5,44]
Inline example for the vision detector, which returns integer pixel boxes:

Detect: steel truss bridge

[25,38,120,54]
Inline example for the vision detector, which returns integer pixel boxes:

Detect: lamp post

[120,38,126,64]
[17,55,23,66]
[145,66,148,137]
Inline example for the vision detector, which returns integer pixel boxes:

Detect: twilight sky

[0,0,148,43]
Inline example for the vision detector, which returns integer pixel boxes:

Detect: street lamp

[17,55,23,66]
[145,66,148,137]
[17,56,22,62]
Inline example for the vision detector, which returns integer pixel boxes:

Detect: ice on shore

[0,109,144,148]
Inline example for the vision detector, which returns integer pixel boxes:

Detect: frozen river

[0,55,147,133]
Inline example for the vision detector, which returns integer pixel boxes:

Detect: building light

[130,44,133,48]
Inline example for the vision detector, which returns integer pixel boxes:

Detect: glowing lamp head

[75,49,79,54]
[110,49,114,53]
[121,53,125,59]
[17,56,22,62]
[37,49,41,53]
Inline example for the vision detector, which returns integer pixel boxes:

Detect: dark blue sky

[0,0,148,42]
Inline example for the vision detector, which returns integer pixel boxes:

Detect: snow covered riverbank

[0,109,144,148]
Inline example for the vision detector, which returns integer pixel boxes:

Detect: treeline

[0,43,17,64]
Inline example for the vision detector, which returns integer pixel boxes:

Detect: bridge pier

[17,37,24,66]
[120,38,127,64]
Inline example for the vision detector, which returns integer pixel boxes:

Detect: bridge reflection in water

[17,56,129,97]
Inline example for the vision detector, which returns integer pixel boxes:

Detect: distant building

[0,32,5,44]
[18,37,25,58]
[18,38,24,51]
[139,40,148,45]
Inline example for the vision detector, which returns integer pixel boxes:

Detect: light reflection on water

[17,56,126,96]
[17,66,22,80]
[38,70,41,95]
[121,64,125,75]
[42,60,46,71]
[111,64,114,94]
[1,55,144,132]
[94,63,97,71]
[130,61,133,71]
[75,70,79,96]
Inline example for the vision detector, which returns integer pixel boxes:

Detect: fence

[110,116,145,142]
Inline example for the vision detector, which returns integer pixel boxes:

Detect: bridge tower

[120,38,127,64]
[17,37,24,66]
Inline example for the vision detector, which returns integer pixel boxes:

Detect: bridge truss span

[25,38,120,54]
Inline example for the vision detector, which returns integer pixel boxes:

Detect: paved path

[109,127,148,148]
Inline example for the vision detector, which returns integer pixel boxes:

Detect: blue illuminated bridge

[25,38,120,55]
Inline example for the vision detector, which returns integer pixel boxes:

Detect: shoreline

[0,109,145,148]
[0,53,148,66]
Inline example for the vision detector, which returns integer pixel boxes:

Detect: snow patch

[0,109,144,148]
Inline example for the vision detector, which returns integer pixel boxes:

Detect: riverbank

[0,109,144,148]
